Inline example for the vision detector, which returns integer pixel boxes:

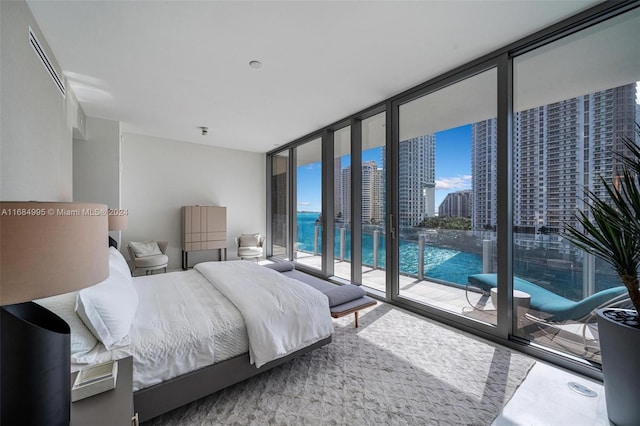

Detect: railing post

[313,225,319,256]
[583,252,596,297]
[373,229,379,269]
[483,239,492,273]
[339,227,346,261]
[418,233,425,280]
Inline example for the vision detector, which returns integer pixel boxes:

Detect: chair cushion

[129,241,162,257]
[239,233,261,247]
[238,247,263,257]
[134,253,168,268]
[324,285,366,307]
[468,273,628,321]
[330,296,377,315]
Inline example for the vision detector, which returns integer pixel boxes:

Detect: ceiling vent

[29,26,66,98]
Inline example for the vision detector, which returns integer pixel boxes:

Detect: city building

[337,160,383,225]
[438,189,472,218]
[398,134,436,228]
[471,84,637,238]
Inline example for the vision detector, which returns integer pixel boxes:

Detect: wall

[121,133,266,269]
[0,0,81,201]
[73,117,121,208]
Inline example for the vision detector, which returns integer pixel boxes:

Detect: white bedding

[195,261,334,368]
[73,269,249,391]
[72,261,333,391]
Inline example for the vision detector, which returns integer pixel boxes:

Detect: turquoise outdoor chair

[467,273,628,322]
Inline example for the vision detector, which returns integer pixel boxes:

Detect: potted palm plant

[563,125,640,426]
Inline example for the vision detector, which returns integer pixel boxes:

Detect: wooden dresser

[181,205,227,269]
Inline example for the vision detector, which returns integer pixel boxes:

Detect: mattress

[76,269,249,391]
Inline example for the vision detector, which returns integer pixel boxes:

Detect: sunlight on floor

[493,362,608,425]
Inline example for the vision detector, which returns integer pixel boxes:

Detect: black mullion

[322,130,334,277]
[351,118,363,285]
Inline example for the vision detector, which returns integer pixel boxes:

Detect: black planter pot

[596,308,640,426]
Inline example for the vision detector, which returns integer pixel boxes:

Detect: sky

[296,124,473,213]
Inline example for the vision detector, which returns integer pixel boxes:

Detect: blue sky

[296,124,472,213]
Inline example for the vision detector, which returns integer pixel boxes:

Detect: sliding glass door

[266,1,639,377]
[360,112,387,294]
[270,151,290,259]
[512,8,639,363]
[333,126,352,281]
[294,137,323,272]
[395,68,498,326]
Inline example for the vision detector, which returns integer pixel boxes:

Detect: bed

[35,248,333,422]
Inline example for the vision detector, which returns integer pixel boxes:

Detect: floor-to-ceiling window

[333,126,352,280]
[395,68,498,325]
[361,112,387,294]
[295,137,323,271]
[270,150,289,259]
[512,8,639,363]
[267,3,639,377]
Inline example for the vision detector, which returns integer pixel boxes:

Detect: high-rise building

[362,161,383,224]
[471,119,498,231]
[439,190,472,218]
[398,134,436,228]
[339,161,383,225]
[340,166,351,224]
[471,83,637,241]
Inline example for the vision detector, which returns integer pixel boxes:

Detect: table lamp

[108,210,128,248]
[0,202,109,426]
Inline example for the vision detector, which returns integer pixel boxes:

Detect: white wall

[0,0,81,201]
[73,117,121,208]
[122,133,266,269]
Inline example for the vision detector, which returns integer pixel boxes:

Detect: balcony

[281,228,627,366]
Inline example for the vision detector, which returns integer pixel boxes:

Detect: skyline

[297,124,473,213]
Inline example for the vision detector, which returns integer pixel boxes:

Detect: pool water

[296,212,482,286]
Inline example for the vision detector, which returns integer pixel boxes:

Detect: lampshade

[0,201,109,305]
[108,212,128,231]
[1,201,110,426]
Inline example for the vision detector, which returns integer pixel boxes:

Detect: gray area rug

[145,303,535,425]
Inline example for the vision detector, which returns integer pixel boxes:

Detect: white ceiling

[26,0,602,153]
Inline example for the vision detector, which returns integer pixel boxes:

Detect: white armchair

[127,241,169,275]
[236,233,264,261]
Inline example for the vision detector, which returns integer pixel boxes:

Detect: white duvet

[195,261,334,368]
[73,270,250,391]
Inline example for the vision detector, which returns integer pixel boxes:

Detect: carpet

[144,303,535,425]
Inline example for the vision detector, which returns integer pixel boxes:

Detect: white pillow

[129,241,162,257]
[76,267,138,350]
[109,246,132,280]
[34,291,98,358]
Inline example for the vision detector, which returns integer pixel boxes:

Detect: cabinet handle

[131,412,139,426]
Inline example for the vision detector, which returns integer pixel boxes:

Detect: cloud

[297,201,312,206]
[435,175,472,190]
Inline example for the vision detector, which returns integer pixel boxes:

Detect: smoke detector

[200,126,208,136]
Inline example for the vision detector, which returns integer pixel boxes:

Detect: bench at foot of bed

[263,262,377,328]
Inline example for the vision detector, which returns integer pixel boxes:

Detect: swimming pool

[296,212,482,286]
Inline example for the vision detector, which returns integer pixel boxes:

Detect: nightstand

[71,356,137,426]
